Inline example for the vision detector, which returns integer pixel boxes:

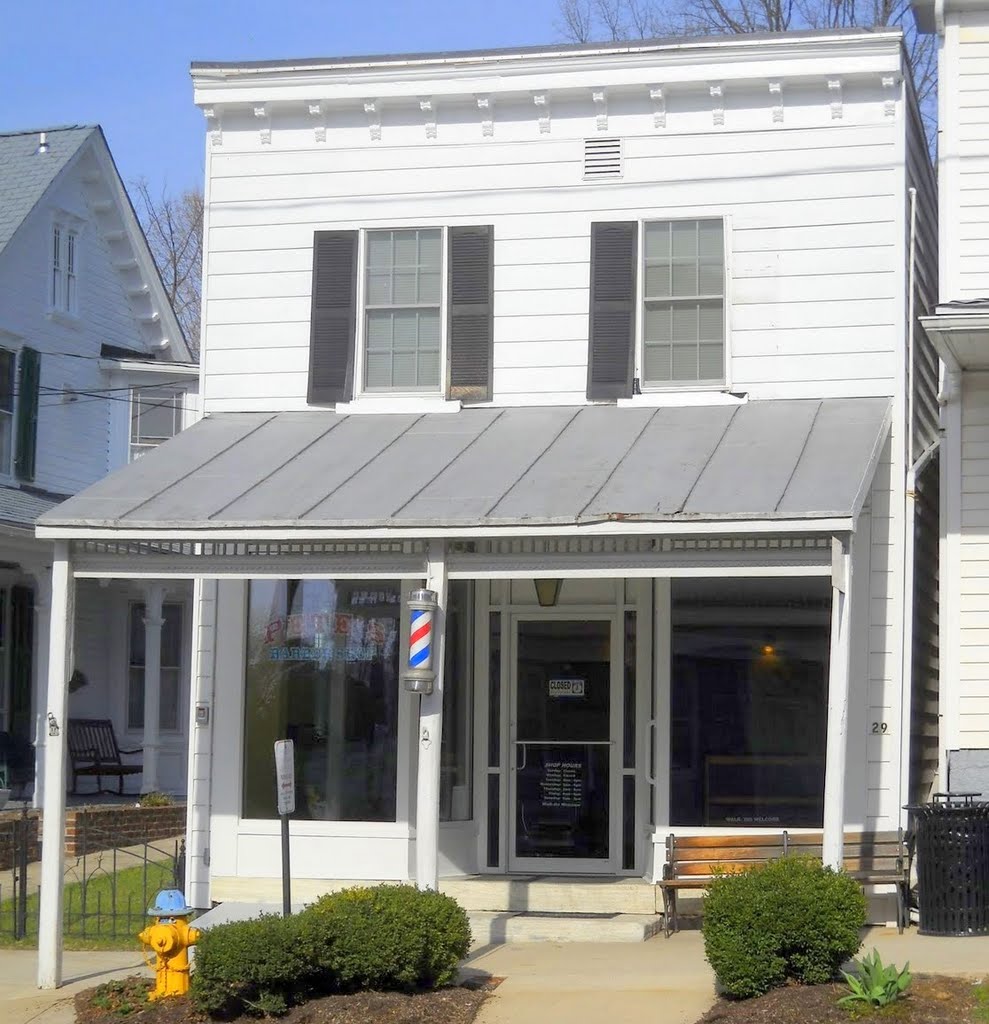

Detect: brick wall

[63,804,186,857]
[0,810,40,870]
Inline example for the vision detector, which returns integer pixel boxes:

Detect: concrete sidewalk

[0,951,151,1024]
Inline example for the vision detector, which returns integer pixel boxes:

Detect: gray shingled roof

[38,399,890,532]
[0,126,96,258]
[0,485,69,530]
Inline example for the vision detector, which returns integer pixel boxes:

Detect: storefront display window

[670,578,830,827]
[243,579,401,821]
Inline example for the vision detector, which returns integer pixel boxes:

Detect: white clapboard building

[0,125,198,807]
[33,28,939,980]
[916,0,989,794]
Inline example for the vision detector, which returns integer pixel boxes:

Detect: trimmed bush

[190,913,315,1017]
[702,856,866,999]
[308,884,472,992]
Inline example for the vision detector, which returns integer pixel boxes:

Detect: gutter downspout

[900,185,941,816]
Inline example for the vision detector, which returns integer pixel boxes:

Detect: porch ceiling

[37,398,890,536]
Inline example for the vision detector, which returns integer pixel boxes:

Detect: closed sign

[548,678,585,698]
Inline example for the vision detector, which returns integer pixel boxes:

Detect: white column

[30,567,52,810]
[37,542,74,990]
[823,536,853,871]
[141,583,166,795]
[415,542,448,891]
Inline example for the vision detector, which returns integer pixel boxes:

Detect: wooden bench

[660,829,911,937]
[67,718,142,795]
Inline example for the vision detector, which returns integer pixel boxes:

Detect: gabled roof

[0,125,96,259]
[0,124,194,363]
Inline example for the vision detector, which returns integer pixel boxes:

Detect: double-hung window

[127,602,183,732]
[130,387,185,460]
[642,219,725,386]
[50,223,79,315]
[363,228,442,392]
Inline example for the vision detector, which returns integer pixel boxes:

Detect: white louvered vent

[583,137,623,179]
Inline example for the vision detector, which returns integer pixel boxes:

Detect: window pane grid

[643,219,725,386]
[364,228,441,392]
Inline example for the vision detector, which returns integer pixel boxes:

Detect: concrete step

[468,910,663,944]
[441,875,659,915]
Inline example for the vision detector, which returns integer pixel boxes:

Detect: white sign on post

[274,739,296,816]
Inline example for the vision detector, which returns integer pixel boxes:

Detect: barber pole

[404,588,438,693]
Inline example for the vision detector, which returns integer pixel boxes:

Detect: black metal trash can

[906,793,989,936]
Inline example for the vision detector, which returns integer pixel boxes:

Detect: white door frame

[507,610,623,874]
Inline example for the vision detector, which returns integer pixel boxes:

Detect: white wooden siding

[942,8,989,300]
[200,89,907,412]
[957,375,989,747]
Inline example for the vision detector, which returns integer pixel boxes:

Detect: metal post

[37,542,74,989]
[281,813,291,917]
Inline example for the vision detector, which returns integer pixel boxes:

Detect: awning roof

[37,399,891,536]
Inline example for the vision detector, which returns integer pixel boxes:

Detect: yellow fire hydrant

[138,889,200,1000]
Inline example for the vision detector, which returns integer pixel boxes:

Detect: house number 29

[871,722,889,735]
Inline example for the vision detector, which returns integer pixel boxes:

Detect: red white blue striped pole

[404,589,438,694]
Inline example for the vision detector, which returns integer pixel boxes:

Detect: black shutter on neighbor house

[587,221,637,401]
[447,226,494,403]
[14,347,40,482]
[308,230,358,404]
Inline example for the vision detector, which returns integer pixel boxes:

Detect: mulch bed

[696,975,989,1024]
[75,976,493,1024]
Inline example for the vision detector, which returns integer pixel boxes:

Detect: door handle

[516,742,528,771]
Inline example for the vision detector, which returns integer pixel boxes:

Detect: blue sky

[0,0,563,198]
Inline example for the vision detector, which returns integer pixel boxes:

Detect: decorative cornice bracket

[828,79,843,120]
[203,106,222,147]
[710,83,725,127]
[592,89,608,131]
[363,99,382,141]
[476,94,493,137]
[254,104,271,145]
[420,97,437,139]
[533,92,551,134]
[308,101,326,143]
[649,85,666,129]
[881,74,900,118]
[769,81,783,124]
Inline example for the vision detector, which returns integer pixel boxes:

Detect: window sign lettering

[548,678,585,698]
[541,760,584,808]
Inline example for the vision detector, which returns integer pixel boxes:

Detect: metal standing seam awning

[36,397,891,540]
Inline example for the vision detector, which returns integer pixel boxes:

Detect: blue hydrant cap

[148,888,193,916]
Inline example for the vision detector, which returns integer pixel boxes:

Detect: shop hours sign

[548,678,586,698]
[541,760,584,808]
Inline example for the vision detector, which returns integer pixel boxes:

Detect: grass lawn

[0,859,181,950]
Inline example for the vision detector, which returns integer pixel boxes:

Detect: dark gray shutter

[448,226,493,403]
[14,347,40,482]
[587,221,637,401]
[308,230,358,404]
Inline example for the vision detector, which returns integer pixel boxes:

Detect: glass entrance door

[509,618,617,872]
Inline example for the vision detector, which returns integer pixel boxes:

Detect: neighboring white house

[916,0,989,794]
[0,125,199,803]
[34,28,940,981]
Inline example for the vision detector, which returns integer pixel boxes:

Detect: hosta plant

[838,949,912,1009]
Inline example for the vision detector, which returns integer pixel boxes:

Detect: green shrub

[190,913,315,1017]
[137,791,174,807]
[307,884,471,992]
[702,856,866,999]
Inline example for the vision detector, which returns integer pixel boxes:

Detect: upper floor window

[0,349,14,474]
[364,228,442,392]
[130,387,184,460]
[307,226,493,406]
[642,219,725,387]
[51,223,79,315]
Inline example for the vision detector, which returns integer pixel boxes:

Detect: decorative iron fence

[0,807,186,943]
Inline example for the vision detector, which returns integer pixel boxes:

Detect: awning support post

[37,542,75,989]
[141,583,166,794]
[823,535,853,871]
[414,541,447,891]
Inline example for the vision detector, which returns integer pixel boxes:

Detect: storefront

[34,398,896,961]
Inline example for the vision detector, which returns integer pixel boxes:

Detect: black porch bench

[67,718,143,795]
